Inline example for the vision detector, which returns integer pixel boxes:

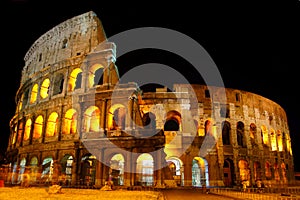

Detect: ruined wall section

[20,11,106,86]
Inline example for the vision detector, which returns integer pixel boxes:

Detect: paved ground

[162,188,240,200]
[2,186,300,200]
[0,187,162,200]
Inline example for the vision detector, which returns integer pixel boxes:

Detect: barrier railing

[209,187,300,200]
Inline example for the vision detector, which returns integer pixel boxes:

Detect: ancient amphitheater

[4,11,294,188]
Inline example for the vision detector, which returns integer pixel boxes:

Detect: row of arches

[18,64,108,112]
[11,153,210,187]
[204,120,292,154]
[11,105,184,146]
[11,107,292,158]
[223,159,288,187]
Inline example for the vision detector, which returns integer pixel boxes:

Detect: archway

[18,158,26,183]
[30,157,38,183]
[41,157,53,183]
[192,157,209,187]
[166,157,183,186]
[136,153,154,186]
[223,159,234,187]
[60,154,73,185]
[238,160,250,183]
[109,154,125,186]
[81,154,96,186]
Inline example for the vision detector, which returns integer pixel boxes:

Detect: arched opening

[83,106,100,132]
[142,112,156,129]
[222,121,231,145]
[33,115,43,139]
[40,78,50,99]
[136,153,154,186]
[108,104,126,130]
[109,154,124,186]
[238,160,250,183]
[204,119,212,136]
[68,68,83,91]
[18,158,26,183]
[88,64,104,88]
[250,123,257,144]
[223,159,234,187]
[46,112,59,137]
[60,154,73,185]
[80,154,96,186]
[62,38,68,49]
[265,161,272,180]
[237,121,245,147]
[41,157,54,183]
[164,119,179,131]
[63,109,78,134]
[254,161,261,181]
[192,157,209,187]
[53,73,64,95]
[277,130,283,151]
[261,125,269,146]
[166,157,183,186]
[30,84,38,104]
[281,163,287,183]
[30,157,38,183]
[274,162,280,181]
[17,122,24,144]
[164,110,181,131]
[23,119,32,141]
[270,128,277,151]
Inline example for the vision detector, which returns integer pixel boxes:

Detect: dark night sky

[1,0,300,170]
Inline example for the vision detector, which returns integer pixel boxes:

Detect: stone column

[184,155,192,186]
[95,149,104,187]
[155,149,163,187]
[124,151,132,187]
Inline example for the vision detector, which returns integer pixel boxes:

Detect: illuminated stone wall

[5,11,294,188]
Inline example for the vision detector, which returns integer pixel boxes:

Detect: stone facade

[5,11,294,188]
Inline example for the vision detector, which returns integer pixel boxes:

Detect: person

[21,172,30,187]
[241,180,247,192]
[256,179,263,193]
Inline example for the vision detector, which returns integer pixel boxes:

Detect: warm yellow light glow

[265,162,272,178]
[18,94,24,111]
[33,115,43,139]
[137,153,153,162]
[12,126,17,144]
[17,122,24,143]
[84,106,100,132]
[277,130,283,152]
[270,129,277,151]
[261,125,269,145]
[40,78,50,99]
[68,68,82,91]
[63,109,77,134]
[46,112,59,137]
[30,84,38,103]
[111,154,125,162]
[198,128,205,136]
[249,123,256,139]
[286,134,292,155]
[212,125,217,138]
[108,104,126,130]
[238,160,250,181]
[88,64,104,88]
[24,119,32,140]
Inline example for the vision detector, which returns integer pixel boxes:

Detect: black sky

[1,0,300,170]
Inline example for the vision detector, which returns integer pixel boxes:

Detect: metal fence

[209,187,300,200]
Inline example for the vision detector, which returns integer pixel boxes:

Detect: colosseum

[4,11,294,189]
